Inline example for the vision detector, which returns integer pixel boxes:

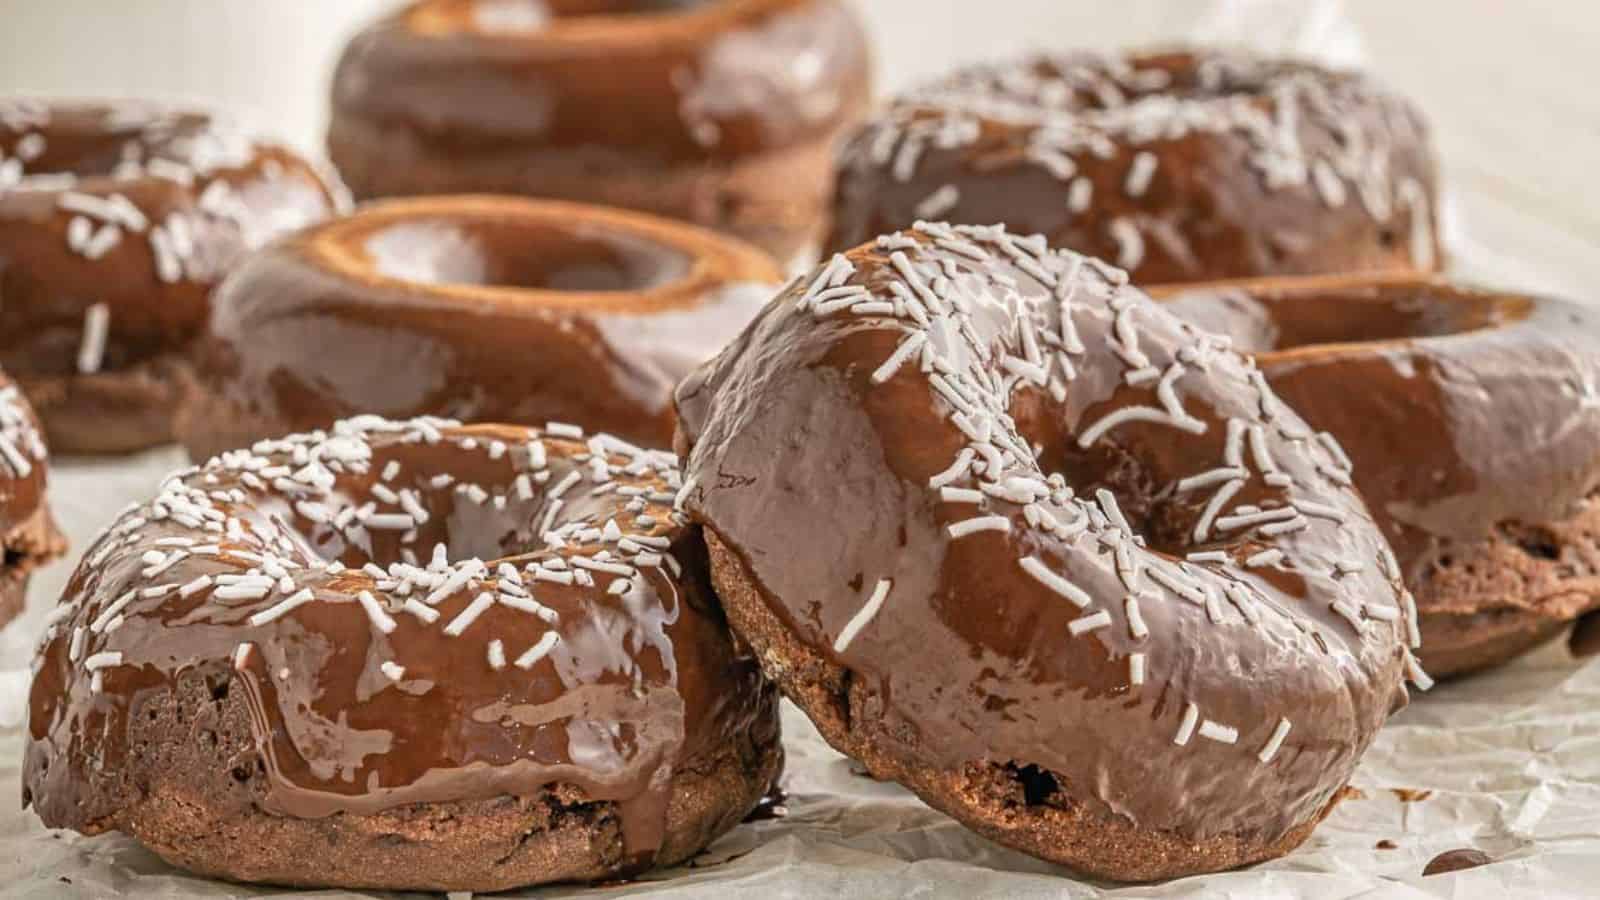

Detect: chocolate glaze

[328,0,872,260]
[26,416,775,876]
[179,196,782,460]
[828,49,1439,284]
[1158,275,1600,667]
[675,224,1415,874]
[0,371,65,627]
[0,99,345,453]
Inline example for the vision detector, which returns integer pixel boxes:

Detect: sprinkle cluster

[797,221,1427,765]
[842,50,1436,271]
[41,415,690,694]
[0,384,46,480]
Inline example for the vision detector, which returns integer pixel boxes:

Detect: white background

[0,0,1596,294]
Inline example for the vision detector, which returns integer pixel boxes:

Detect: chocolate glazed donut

[828,48,1440,284]
[0,99,345,453]
[0,372,66,628]
[177,196,782,461]
[329,0,872,264]
[1158,274,1600,677]
[675,224,1421,881]
[26,416,780,892]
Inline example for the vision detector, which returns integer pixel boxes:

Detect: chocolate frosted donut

[0,99,345,453]
[828,49,1439,284]
[1158,274,1600,678]
[25,415,780,892]
[329,0,872,264]
[0,372,66,628]
[177,196,782,461]
[675,223,1421,880]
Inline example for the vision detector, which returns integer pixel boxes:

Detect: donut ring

[828,48,1440,284]
[177,196,781,461]
[1157,274,1600,677]
[329,0,872,263]
[25,415,779,892]
[0,99,346,453]
[675,223,1420,880]
[0,371,66,628]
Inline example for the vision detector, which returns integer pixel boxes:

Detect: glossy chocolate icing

[26,416,774,873]
[327,0,872,259]
[0,99,345,452]
[675,224,1416,868]
[1158,275,1600,654]
[179,196,782,459]
[0,373,49,535]
[828,49,1439,284]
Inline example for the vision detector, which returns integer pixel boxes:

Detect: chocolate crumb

[1376,839,1398,850]
[1424,848,1492,876]
[1392,787,1433,802]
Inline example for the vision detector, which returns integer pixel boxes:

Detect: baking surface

[2,1,1599,896]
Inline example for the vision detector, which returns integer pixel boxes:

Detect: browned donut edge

[14,352,192,455]
[0,502,68,629]
[704,530,1338,882]
[1415,491,1600,678]
[38,660,782,893]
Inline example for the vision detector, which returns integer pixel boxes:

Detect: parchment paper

[2,1,1596,896]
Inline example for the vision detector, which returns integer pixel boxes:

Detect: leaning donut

[177,196,781,460]
[25,415,780,892]
[0,370,66,628]
[1158,273,1600,677]
[675,222,1421,880]
[329,0,873,264]
[828,48,1440,284]
[0,99,346,453]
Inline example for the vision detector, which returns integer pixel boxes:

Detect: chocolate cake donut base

[15,354,190,455]
[0,504,68,629]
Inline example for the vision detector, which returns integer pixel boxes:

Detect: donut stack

[13,8,1598,894]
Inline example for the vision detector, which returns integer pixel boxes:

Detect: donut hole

[1161,283,1531,354]
[360,218,693,294]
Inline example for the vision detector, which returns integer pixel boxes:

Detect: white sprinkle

[1407,652,1434,691]
[358,591,397,634]
[248,588,316,626]
[1078,405,1203,448]
[1125,594,1149,638]
[177,575,213,599]
[1174,702,1200,746]
[514,631,560,669]
[871,331,929,385]
[1199,720,1239,744]
[402,598,441,624]
[380,661,406,681]
[1068,609,1113,636]
[1095,489,1133,537]
[487,639,507,670]
[947,515,1011,539]
[1186,550,1231,564]
[1245,548,1286,568]
[232,642,253,671]
[1364,603,1400,622]
[84,650,123,671]
[75,303,110,374]
[1177,467,1250,493]
[68,627,86,662]
[1193,478,1245,542]
[545,421,584,440]
[1068,177,1093,213]
[1125,151,1158,197]
[1019,555,1092,608]
[1128,652,1146,685]
[832,578,893,654]
[1258,718,1292,762]
[1109,218,1144,269]
[940,487,985,504]
[1401,589,1421,648]
[914,184,961,219]
[364,513,415,531]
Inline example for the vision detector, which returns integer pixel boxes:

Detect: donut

[328,0,872,264]
[0,99,346,454]
[177,196,781,462]
[674,223,1422,881]
[828,48,1440,284]
[1156,273,1600,678]
[0,371,66,628]
[25,415,780,892]
[0,99,343,437]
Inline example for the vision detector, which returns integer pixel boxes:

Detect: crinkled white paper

[2,1,1597,896]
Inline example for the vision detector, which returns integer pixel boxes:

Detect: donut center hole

[416,0,711,33]
[362,218,692,294]
[1161,285,1525,355]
